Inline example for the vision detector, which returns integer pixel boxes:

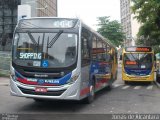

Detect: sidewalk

[0,77,10,86]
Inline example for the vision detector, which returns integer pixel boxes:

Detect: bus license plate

[35,87,47,93]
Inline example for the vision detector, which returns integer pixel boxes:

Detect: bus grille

[18,87,66,96]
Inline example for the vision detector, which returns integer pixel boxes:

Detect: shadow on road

[18,100,86,113]
[125,81,154,86]
[17,87,112,113]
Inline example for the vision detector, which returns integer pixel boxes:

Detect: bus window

[81,28,91,66]
[91,35,97,61]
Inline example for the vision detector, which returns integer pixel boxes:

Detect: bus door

[80,28,92,97]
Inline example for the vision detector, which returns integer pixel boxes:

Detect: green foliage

[131,0,160,48]
[153,45,160,54]
[97,16,125,47]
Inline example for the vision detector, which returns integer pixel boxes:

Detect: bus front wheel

[124,81,129,84]
[84,82,95,104]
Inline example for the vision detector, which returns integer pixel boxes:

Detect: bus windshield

[12,32,78,68]
[124,53,153,69]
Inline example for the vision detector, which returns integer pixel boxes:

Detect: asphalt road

[0,67,160,116]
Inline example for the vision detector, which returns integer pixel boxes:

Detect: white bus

[10,17,117,103]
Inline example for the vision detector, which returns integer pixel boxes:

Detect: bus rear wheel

[156,75,160,83]
[107,74,113,90]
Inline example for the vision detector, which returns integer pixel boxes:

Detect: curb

[0,83,9,86]
[0,77,10,86]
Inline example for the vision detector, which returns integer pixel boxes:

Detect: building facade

[120,0,141,47]
[0,0,21,51]
[21,0,57,17]
[0,0,57,51]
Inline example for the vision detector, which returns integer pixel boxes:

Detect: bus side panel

[90,61,111,91]
[79,25,91,100]
[79,65,90,99]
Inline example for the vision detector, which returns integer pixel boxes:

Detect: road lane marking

[113,84,123,88]
[134,86,141,90]
[147,85,153,90]
[122,85,130,89]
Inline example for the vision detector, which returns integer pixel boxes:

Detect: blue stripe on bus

[124,67,152,76]
[15,71,72,85]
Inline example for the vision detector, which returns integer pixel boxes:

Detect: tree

[131,0,160,49]
[97,16,125,47]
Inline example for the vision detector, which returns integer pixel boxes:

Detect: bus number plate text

[35,87,47,93]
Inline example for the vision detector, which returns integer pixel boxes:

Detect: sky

[58,0,120,30]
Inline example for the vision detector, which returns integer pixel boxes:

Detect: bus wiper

[27,31,38,46]
[140,53,147,60]
[129,52,139,65]
[46,36,49,55]
[47,30,63,48]
[37,36,40,53]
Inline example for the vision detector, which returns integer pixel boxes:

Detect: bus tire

[84,81,95,104]
[106,84,112,91]
[124,81,129,84]
[156,75,160,83]
[107,74,113,90]
[115,71,118,80]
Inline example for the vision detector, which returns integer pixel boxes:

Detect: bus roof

[18,17,116,49]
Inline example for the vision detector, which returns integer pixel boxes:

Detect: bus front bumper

[10,76,81,100]
[122,73,154,82]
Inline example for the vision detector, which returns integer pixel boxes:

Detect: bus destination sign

[125,47,152,52]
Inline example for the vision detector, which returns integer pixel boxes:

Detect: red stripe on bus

[80,87,90,96]
[80,78,110,96]
[17,78,58,86]
[96,79,109,89]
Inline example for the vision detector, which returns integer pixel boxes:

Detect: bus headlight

[67,74,79,84]
[10,66,16,81]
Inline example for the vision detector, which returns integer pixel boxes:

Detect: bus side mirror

[120,55,122,60]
